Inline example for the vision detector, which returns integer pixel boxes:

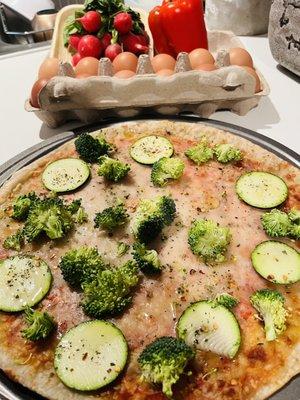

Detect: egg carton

[25,5,269,128]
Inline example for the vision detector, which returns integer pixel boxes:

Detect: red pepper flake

[247,346,267,363]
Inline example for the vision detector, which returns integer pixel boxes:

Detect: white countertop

[0,36,299,165]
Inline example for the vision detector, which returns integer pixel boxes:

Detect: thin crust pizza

[0,120,299,400]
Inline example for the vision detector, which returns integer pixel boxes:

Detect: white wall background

[126,0,159,10]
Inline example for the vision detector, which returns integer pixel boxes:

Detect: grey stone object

[269,0,300,76]
[206,0,272,36]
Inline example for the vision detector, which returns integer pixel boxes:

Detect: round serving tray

[0,116,299,400]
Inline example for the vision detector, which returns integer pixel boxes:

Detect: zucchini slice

[177,301,241,359]
[0,256,52,312]
[54,320,128,391]
[42,158,90,192]
[236,171,288,208]
[130,136,174,165]
[251,241,300,284]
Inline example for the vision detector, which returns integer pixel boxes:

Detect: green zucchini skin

[42,158,90,193]
[0,255,52,312]
[236,171,288,209]
[251,240,300,284]
[54,320,128,391]
[130,136,174,165]
[177,300,241,359]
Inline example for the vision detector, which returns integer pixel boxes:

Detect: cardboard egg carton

[24,5,269,128]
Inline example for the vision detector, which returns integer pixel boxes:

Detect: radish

[121,32,149,55]
[77,11,101,33]
[137,32,150,46]
[114,12,133,35]
[105,44,122,62]
[78,35,103,59]
[69,34,81,51]
[72,53,82,66]
[101,33,112,50]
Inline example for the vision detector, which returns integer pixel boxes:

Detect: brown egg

[242,66,261,93]
[151,54,176,73]
[30,78,49,108]
[75,57,99,77]
[156,69,174,77]
[113,52,138,73]
[229,48,253,68]
[114,70,136,79]
[38,58,60,80]
[189,48,215,69]
[76,73,92,79]
[195,64,218,71]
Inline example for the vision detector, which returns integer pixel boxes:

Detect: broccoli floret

[138,336,195,398]
[261,209,300,239]
[73,206,88,224]
[288,208,300,224]
[289,224,300,240]
[82,261,139,318]
[250,289,287,341]
[188,219,231,263]
[133,242,162,275]
[12,192,38,221]
[94,202,128,232]
[158,195,177,226]
[214,144,243,163]
[215,293,239,309]
[7,194,84,245]
[97,135,114,153]
[133,215,164,244]
[59,247,105,288]
[75,133,113,163]
[3,229,24,251]
[286,210,300,239]
[185,141,213,165]
[21,307,55,341]
[23,197,73,242]
[117,242,130,257]
[151,157,185,187]
[67,199,82,214]
[131,196,176,243]
[67,199,88,224]
[98,156,130,182]
[261,209,291,237]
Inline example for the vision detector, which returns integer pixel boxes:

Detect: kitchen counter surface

[0,36,299,165]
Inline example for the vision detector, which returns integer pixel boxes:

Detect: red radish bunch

[77,11,101,33]
[113,12,133,35]
[78,35,103,58]
[72,53,82,66]
[121,32,149,55]
[137,31,150,46]
[66,6,149,66]
[101,33,112,50]
[69,34,81,51]
[105,44,122,61]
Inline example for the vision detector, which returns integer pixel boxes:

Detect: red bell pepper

[148,6,176,57]
[148,0,208,56]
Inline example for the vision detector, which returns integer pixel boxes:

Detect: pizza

[0,120,299,400]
